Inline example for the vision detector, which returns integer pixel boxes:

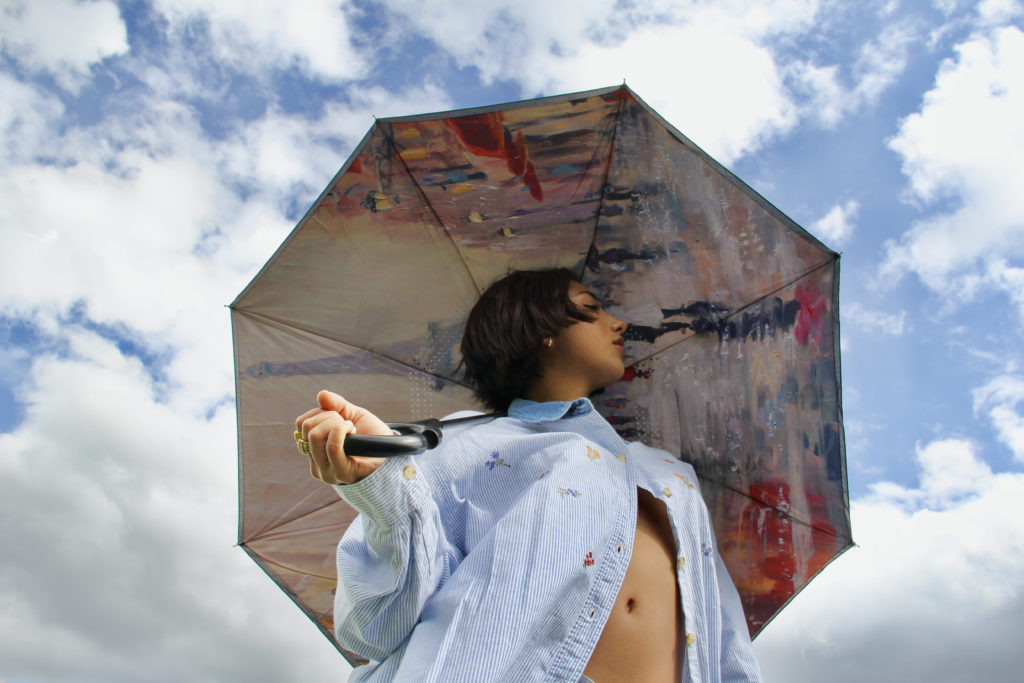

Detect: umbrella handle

[343,421,443,457]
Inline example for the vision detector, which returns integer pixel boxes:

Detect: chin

[591,368,625,394]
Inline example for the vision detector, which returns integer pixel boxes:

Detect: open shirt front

[333,397,761,682]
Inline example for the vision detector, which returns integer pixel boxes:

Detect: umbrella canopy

[231,85,852,663]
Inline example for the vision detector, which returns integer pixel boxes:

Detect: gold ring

[294,430,312,456]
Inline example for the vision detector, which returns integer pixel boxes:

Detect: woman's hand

[294,390,391,485]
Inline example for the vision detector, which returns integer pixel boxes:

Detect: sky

[1,0,1023,680]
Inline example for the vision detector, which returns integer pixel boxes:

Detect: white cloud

[785,60,847,127]
[881,26,1024,309]
[888,26,1023,204]
[220,84,454,200]
[0,56,452,413]
[379,0,919,161]
[0,95,261,418]
[0,138,232,322]
[0,20,458,675]
[531,22,799,163]
[863,438,996,508]
[0,330,349,680]
[914,437,996,503]
[755,437,1024,682]
[811,200,859,246]
[379,0,827,162]
[380,0,615,85]
[977,0,1024,26]
[0,72,65,164]
[787,20,912,128]
[152,0,366,82]
[987,259,1024,319]
[974,374,1024,461]
[0,0,128,92]
[843,301,908,336]
[852,22,914,103]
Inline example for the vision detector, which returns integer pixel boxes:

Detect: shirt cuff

[332,456,428,526]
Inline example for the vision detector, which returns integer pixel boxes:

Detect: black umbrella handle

[342,412,505,457]
[343,420,444,457]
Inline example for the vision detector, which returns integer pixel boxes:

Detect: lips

[612,337,625,353]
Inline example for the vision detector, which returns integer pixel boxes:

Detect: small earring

[543,338,553,348]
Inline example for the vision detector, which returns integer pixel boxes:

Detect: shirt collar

[507,397,594,422]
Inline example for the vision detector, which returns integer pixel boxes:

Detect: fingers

[295,409,348,464]
[296,409,339,441]
[324,422,351,477]
[295,406,327,433]
[317,390,349,413]
[294,392,389,484]
[314,391,393,437]
[315,390,373,427]
[300,412,355,485]
[311,418,356,484]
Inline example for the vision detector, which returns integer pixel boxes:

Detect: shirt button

[662,487,672,497]
[686,632,696,647]
[403,465,417,480]
[677,556,686,569]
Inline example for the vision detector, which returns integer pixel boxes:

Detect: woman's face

[538,281,627,398]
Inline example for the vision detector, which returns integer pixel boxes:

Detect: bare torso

[583,487,681,682]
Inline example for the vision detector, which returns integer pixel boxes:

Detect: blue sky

[1,0,1023,681]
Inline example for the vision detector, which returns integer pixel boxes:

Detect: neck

[524,375,594,404]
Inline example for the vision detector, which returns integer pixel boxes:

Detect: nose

[610,314,626,333]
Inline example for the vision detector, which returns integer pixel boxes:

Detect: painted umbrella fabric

[230,85,852,664]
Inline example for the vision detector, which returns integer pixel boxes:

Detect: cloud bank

[755,438,1024,682]
[883,24,1024,317]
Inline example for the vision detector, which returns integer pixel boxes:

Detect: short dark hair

[460,268,595,412]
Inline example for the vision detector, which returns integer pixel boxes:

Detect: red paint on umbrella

[446,114,543,200]
[794,280,828,346]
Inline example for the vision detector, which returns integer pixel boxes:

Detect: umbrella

[230,84,852,664]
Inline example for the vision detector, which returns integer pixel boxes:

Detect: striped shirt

[334,397,762,682]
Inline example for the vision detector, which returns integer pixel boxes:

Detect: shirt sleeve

[331,456,463,661]
[715,553,764,682]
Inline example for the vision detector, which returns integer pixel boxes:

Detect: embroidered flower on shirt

[586,446,601,461]
[701,543,713,557]
[558,487,582,498]
[485,452,512,470]
[584,552,595,567]
[674,472,695,489]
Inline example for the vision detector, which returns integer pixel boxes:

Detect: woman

[295,269,762,682]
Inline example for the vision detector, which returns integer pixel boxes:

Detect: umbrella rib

[699,476,853,542]
[240,545,339,582]
[582,85,627,281]
[379,121,484,297]
[243,498,351,545]
[626,255,838,367]
[233,307,474,392]
[248,515,353,545]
